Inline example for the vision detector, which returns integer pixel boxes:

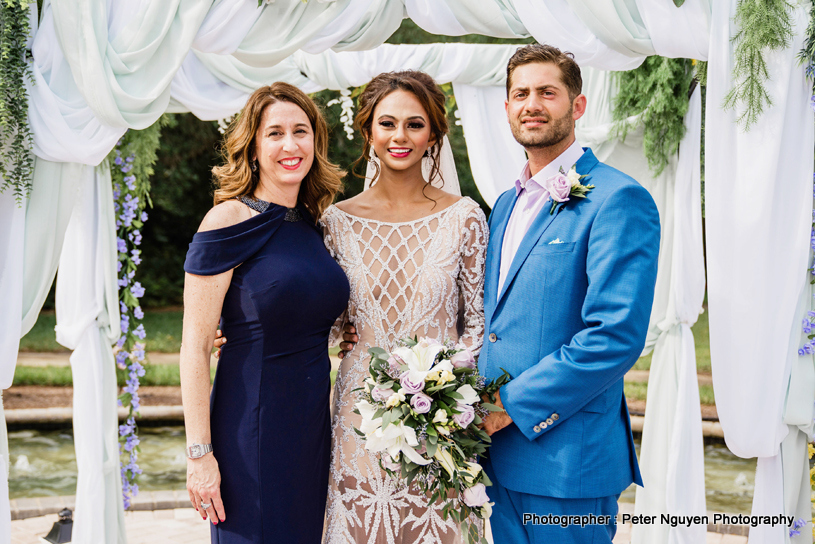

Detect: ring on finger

[201,501,211,510]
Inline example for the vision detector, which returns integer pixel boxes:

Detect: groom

[477,44,660,543]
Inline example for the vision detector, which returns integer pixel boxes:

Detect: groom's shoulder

[584,158,654,209]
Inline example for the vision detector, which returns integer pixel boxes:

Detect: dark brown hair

[506,44,583,100]
[212,82,343,221]
[352,70,448,188]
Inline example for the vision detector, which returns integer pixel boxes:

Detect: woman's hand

[213,329,226,358]
[187,453,226,525]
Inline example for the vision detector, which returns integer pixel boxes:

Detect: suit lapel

[494,148,600,307]
[485,191,518,321]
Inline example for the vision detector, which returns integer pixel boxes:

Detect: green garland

[613,56,693,176]
[0,0,34,204]
[723,0,794,129]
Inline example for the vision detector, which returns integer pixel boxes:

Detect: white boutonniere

[545,164,595,215]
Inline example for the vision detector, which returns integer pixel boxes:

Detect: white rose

[385,391,406,408]
[432,410,448,424]
[436,370,455,385]
[455,384,480,405]
[462,483,490,507]
[567,167,581,188]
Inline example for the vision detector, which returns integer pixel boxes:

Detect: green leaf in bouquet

[453,367,475,375]
[374,407,385,419]
[382,410,393,430]
[480,471,493,487]
[472,414,482,425]
[426,425,438,437]
[380,380,394,389]
[352,427,366,437]
[447,391,464,400]
[368,347,389,358]
[481,402,503,412]
[425,440,438,458]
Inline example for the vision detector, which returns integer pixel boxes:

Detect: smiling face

[253,100,314,192]
[370,90,436,179]
[505,62,585,151]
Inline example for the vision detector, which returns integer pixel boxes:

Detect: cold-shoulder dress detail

[185,203,350,544]
[320,197,488,544]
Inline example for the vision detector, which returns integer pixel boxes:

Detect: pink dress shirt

[497,140,585,297]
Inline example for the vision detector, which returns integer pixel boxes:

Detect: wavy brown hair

[352,71,448,191]
[212,82,343,221]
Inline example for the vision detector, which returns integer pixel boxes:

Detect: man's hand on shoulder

[480,389,513,436]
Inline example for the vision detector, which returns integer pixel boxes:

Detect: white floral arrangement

[354,337,511,543]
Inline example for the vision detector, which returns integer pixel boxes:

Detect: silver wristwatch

[186,443,213,459]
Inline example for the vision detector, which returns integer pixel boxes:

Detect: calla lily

[365,421,430,466]
[434,447,457,479]
[356,400,383,435]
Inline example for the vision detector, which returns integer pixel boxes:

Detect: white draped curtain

[0,2,810,544]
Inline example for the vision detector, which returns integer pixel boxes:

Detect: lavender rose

[450,348,476,369]
[410,392,433,414]
[371,387,394,403]
[381,454,401,472]
[453,403,475,428]
[400,371,425,394]
[547,173,572,203]
[462,483,490,507]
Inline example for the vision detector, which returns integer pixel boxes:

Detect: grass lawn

[19,307,712,404]
[20,310,185,353]
[624,381,715,406]
[13,364,217,387]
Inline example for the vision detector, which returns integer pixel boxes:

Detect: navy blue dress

[184,203,349,544]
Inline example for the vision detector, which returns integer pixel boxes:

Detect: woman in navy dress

[180,83,349,544]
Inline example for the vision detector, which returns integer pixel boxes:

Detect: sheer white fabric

[54,163,124,544]
[705,2,814,541]
[320,198,487,544]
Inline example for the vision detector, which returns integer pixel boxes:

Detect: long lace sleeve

[321,212,348,348]
[457,203,488,356]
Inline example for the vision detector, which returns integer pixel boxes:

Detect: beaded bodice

[320,197,487,544]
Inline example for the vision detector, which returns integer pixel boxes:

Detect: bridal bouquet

[353,337,511,543]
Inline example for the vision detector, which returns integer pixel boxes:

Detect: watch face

[189,445,201,458]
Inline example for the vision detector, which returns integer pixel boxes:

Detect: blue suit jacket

[479,148,659,499]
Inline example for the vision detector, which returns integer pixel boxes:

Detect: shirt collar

[514,140,585,195]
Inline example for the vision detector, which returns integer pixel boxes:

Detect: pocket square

[548,238,565,245]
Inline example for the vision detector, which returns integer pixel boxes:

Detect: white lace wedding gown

[320,197,487,544]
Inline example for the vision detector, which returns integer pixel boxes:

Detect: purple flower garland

[798,178,815,357]
[111,140,148,509]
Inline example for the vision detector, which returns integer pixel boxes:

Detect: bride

[321,70,487,544]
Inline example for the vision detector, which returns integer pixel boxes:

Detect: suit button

[552,413,559,421]
[541,422,548,429]
[489,333,497,343]
[546,418,553,425]
[533,425,541,433]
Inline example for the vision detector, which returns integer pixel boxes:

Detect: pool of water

[9,428,757,513]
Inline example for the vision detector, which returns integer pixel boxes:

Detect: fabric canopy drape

[706,1,815,542]
[8,2,812,544]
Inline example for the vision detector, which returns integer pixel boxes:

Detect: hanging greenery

[0,0,34,204]
[723,0,794,130]
[108,115,171,509]
[613,56,693,177]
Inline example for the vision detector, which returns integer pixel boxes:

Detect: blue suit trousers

[485,461,619,544]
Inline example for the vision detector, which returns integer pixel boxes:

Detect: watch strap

[186,443,213,459]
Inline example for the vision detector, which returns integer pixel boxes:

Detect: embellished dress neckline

[239,194,303,222]
[331,197,468,226]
